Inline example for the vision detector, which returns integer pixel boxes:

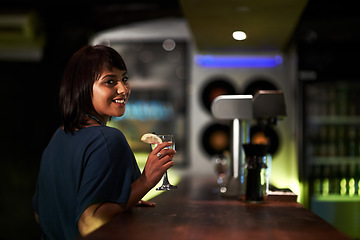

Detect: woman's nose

[117,82,128,95]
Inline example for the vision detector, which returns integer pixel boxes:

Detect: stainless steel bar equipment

[211,91,286,199]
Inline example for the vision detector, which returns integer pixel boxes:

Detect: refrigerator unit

[299,77,360,239]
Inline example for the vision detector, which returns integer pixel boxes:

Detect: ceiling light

[232,31,247,41]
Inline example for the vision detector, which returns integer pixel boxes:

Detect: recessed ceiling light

[232,31,247,41]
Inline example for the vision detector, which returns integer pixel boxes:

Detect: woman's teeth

[114,99,125,104]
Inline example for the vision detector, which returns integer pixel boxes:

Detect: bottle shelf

[308,115,360,125]
[312,195,360,202]
[309,156,360,165]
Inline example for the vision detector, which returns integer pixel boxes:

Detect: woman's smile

[112,95,127,105]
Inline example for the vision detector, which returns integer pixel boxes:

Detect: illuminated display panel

[195,55,283,68]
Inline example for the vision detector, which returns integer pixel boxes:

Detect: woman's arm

[78,142,175,237]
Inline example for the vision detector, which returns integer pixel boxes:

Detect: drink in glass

[152,134,177,191]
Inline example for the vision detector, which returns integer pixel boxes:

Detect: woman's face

[92,68,130,123]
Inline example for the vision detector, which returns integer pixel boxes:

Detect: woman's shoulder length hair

[59,45,127,133]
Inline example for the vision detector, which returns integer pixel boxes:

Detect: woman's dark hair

[59,45,127,133]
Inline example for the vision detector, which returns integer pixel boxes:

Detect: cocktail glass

[151,134,177,191]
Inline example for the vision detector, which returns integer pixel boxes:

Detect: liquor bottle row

[310,125,360,157]
[305,83,360,116]
[310,164,360,197]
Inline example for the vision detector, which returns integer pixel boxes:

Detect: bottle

[322,165,330,196]
[319,125,328,157]
[348,163,356,197]
[328,125,337,157]
[312,127,322,157]
[356,128,360,156]
[348,126,357,157]
[355,163,360,196]
[339,164,348,196]
[243,144,269,202]
[337,125,346,156]
[329,165,340,195]
[311,165,322,196]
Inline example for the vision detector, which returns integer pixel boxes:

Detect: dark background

[1,1,359,238]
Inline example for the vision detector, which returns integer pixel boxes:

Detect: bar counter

[83,175,351,240]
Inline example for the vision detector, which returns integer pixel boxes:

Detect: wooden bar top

[83,175,351,240]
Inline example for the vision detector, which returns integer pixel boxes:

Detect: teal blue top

[32,126,141,239]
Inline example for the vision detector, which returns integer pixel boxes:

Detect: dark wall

[0,16,84,239]
[0,61,60,238]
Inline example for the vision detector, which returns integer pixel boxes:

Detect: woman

[32,45,175,239]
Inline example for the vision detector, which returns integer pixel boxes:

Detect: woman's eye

[105,79,115,85]
[122,77,129,83]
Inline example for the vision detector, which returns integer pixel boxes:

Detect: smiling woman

[59,45,128,133]
[32,45,176,239]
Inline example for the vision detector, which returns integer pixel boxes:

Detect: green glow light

[270,135,301,202]
[349,178,355,197]
[322,178,329,196]
[340,178,347,196]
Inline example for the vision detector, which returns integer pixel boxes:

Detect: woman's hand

[142,141,176,189]
[137,200,156,207]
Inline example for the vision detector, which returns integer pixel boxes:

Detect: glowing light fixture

[195,55,283,68]
[232,31,247,40]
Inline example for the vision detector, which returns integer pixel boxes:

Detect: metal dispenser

[211,90,286,199]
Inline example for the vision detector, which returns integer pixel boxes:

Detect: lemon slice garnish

[140,133,163,144]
